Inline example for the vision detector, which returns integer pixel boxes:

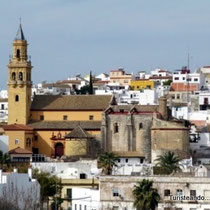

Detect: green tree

[133,179,160,210]
[155,151,182,174]
[163,79,172,86]
[89,70,93,94]
[33,169,62,209]
[98,152,118,175]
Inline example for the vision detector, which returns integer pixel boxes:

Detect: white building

[72,188,100,210]
[31,160,100,179]
[95,73,110,81]
[171,102,189,120]
[0,98,8,123]
[100,175,210,210]
[151,69,172,77]
[0,168,40,209]
[0,90,8,99]
[199,91,210,110]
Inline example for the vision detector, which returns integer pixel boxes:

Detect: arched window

[15,95,19,102]
[26,138,31,147]
[139,123,143,130]
[16,49,20,58]
[12,72,16,80]
[19,72,23,81]
[114,123,119,133]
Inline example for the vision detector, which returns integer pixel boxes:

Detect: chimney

[158,96,168,120]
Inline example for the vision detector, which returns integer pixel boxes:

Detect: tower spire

[14,21,26,41]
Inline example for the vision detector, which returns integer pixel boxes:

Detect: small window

[190,190,196,197]
[89,115,94,120]
[113,188,119,197]
[140,158,144,164]
[113,206,119,210]
[80,173,86,179]
[15,139,19,145]
[19,72,23,81]
[12,72,16,80]
[75,204,77,210]
[79,205,82,210]
[177,94,180,99]
[34,135,38,141]
[139,123,143,129]
[164,189,170,196]
[194,78,198,82]
[63,115,68,120]
[26,138,31,147]
[174,77,179,80]
[125,158,128,163]
[183,77,185,80]
[16,49,20,58]
[118,159,120,163]
[15,95,19,102]
[176,189,183,196]
[114,123,119,133]
[1,104,4,110]
[40,115,44,120]
[84,205,87,210]
[66,188,72,201]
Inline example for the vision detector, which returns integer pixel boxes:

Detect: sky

[1,0,210,89]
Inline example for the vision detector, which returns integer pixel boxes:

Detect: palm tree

[0,150,10,170]
[133,179,160,210]
[155,151,182,174]
[98,152,118,175]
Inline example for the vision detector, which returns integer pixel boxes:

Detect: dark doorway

[55,143,64,157]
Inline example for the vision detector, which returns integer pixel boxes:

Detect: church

[4,24,113,161]
[4,24,190,163]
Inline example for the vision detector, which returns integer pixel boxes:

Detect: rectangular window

[113,188,119,197]
[89,115,94,120]
[190,190,196,197]
[1,104,4,110]
[80,173,86,179]
[194,78,198,82]
[139,123,143,129]
[114,123,119,133]
[34,135,38,141]
[79,205,82,210]
[113,207,119,210]
[84,206,87,210]
[125,158,128,163]
[174,77,179,80]
[15,139,19,145]
[75,204,77,210]
[164,189,170,196]
[40,115,44,120]
[66,188,72,201]
[187,78,191,81]
[183,77,185,80]
[63,115,68,120]
[176,189,183,196]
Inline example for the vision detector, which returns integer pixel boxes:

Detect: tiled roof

[9,147,32,154]
[0,98,8,102]
[65,126,93,138]
[3,124,33,131]
[31,95,112,110]
[105,105,158,113]
[28,121,101,130]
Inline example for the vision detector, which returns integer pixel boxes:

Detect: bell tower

[8,24,32,125]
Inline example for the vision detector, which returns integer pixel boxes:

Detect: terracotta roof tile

[9,147,32,154]
[31,95,112,110]
[28,121,101,130]
[3,124,33,131]
[65,126,93,138]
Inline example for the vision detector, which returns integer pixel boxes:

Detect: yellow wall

[130,80,154,90]
[6,130,33,151]
[65,140,87,156]
[34,130,100,157]
[31,111,103,121]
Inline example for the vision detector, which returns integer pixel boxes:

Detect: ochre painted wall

[130,80,154,90]
[6,130,33,151]
[31,111,103,121]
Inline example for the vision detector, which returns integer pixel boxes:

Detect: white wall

[0,135,9,153]
[72,188,100,210]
